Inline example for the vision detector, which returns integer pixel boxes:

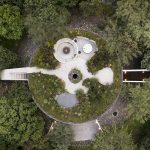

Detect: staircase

[0,67,40,81]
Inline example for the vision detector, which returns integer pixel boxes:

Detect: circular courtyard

[29,29,122,123]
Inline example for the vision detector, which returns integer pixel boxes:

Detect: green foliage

[141,50,150,69]
[106,23,141,65]
[29,73,65,105]
[49,123,73,150]
[83,78,102,102]
[116,0,150,48]
[0,46,17,70]
[0,0,24,10]
[51,0,80,8]
[93,127,136,150]
[24,1,70,45]
[128,81,150,124]
[0,4,23,40]
[0,82,45,147]
[80,0,114,17]
[32,46,59,69]
[87,48,110,73]
[139,135,150,150]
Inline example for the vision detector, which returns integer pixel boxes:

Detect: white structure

[95,67,114,85]
[54,36,98,63]
[54,38,78,63]
[83,43,93,54]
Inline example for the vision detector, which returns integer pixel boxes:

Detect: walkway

[123,69,150,83]
[71,120,99,141]
[0,65,114,94]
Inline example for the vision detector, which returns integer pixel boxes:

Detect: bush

[32,46,59,69]
[0,4,23,40]
[29,73,65,104]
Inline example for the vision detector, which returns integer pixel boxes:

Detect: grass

[29,29,122,123]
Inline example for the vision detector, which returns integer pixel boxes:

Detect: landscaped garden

[29,29,122,123]
[0,0,150,149]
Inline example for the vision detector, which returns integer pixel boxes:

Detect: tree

[51,0,80,8]
[83,78,102,102]
[0,0,24,9]
[115,0,150,48]
[92,127,136,150]
[49,123,73,150]
[105,22,141,65]
[139,135,150,150]
[141,50,150,69]
[80,0,114,17]
[0,4,23,40]
[0,83,45,147]
[0,46,17,70]
[24,1,70,45]
[128,81,150,124]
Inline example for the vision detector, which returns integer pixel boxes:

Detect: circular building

[54,38,78,63]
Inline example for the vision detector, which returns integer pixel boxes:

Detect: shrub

[32,46,59,69]
[0,4,23,40]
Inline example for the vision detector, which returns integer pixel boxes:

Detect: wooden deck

[122,69,150,82]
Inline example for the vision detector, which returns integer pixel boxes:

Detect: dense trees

[93,127,136,150]
[49,123,73,150]
[0,0,149,149]
[141,50,150,69]
[106,28,141,65]
[0,46,17,70]
[0,4,23,40]
[80,0,114,17]
[128,81,150,124]
[32,46,59,69]
[51,0,80,8]
[116,0,150,48]
[106,0,150,65]
[0,83,45,148]
[24,0,70,45]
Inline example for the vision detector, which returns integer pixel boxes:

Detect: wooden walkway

[122,69,150,83]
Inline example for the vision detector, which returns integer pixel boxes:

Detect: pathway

[123,69,150,83]
[0,65,114,94]
[71,120,99,141]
